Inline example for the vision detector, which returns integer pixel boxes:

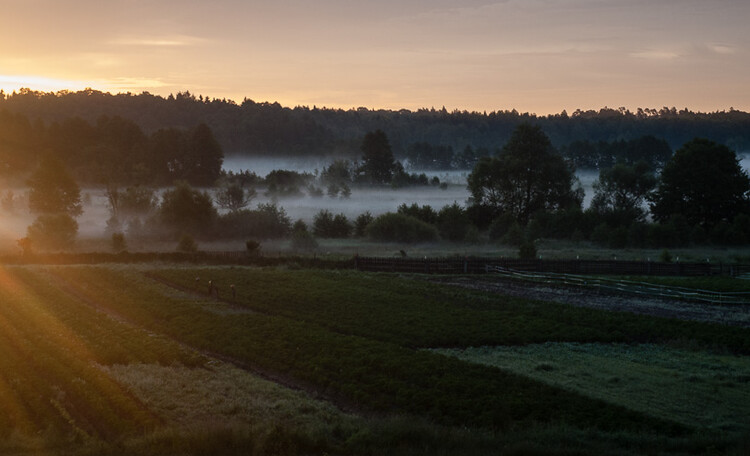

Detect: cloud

[0,74,93,92]
[109,35,208,47]
[709,44,735,55]
[103,77,171,89]
[629,50,681,60]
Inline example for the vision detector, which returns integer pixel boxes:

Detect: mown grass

[437,342,750,433]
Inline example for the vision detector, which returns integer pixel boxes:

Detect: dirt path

[432,277,750,328]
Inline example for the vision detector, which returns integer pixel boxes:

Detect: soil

[431,276,750,328]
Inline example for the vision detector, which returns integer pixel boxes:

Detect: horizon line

[0,86,747,118]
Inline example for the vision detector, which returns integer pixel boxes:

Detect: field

[0,263,748,454]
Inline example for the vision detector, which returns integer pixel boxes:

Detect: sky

[0,0,748,114]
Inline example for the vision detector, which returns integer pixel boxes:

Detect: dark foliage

[313,210,352,238]
[158,181,217,237]
[27,156,82,216]
[217,203,291,239]
[366,213,439,243]
[468,124,583,224]
[436,203,472,241]
[4,91,748,168]
[650,138,750,229]
[27,213,78,249]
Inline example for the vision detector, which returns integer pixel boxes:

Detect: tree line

[16,124,750,254]
[1,88,749,160]
[0,110,222,186]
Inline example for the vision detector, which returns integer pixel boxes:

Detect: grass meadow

[0,264,748,454]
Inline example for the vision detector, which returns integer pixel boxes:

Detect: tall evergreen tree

[359,130,397,184]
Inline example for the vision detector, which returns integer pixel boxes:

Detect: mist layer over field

[0,154,746,245]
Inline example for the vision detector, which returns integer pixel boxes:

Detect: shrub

[397,203,438,225]
[159,181,217,236]
[366,213,438,243]
[292,219,308,233]
[627,223,648,248]
[488,213,517,241]
[264,169,309,197]
[464,226,480,244]
[27,214,78,249]
[648,223,678,248]
[313,210,352,238]
[354,212,374,237]
[518,241,537,259]
[111,232,126,252]
[502,223,525,246]
[217,203,291,239]
[660,249,673,263]
[246,239,261,255]
[590,223,612,246]
[291,230,319,251]
[437,202,471,241]
[177,234,198,252]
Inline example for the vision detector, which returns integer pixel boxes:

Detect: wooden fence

[3,251,748,278]
[354,256,749,277]
[485,266,750,304]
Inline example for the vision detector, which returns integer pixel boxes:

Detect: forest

[1,88,750,256]
[1,88,749,161]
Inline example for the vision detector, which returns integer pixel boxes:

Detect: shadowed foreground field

[0,264,748,455]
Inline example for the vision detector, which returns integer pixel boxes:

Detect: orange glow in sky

[0,0,748,114]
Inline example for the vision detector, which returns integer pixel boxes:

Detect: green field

[0,264,748,454]
[437,343,750,432]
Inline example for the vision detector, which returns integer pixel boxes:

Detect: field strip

[45,266,369,417]
[432,276,750,328]
[435,342,750,432]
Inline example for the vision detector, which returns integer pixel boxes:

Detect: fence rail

[354,256,749,277]
[484,266,750,305]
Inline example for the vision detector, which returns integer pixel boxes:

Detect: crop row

[155,268,750,353]
[0,266,202,443]
[55,266,688,435]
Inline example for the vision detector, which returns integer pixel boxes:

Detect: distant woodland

[1,89,749,167]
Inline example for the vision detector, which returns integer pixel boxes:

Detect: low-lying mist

[0,154,745,250]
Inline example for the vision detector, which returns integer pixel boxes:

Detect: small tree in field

[176,234,198,252]
[159,181,217,236]
[215,182,256,212]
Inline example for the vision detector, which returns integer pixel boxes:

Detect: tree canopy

[590,161,657,224]
[468,124,582,224]
[27,156,82,217]
[649,138,750,228]
[159,181,217,236]
[358,130,398,184]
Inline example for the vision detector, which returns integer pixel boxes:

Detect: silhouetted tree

[27,156,82,216]
[467,124,582,224]
[215,182,255,212]
[159,181,217,236]
[650,138,750,228]
[590,161,656,224]
[358,130,398,184]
